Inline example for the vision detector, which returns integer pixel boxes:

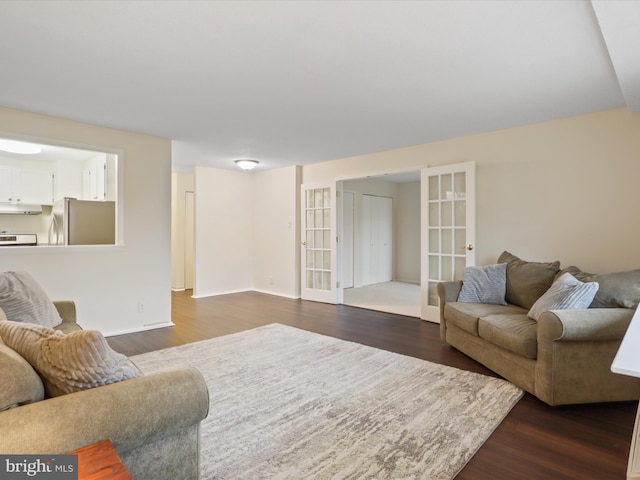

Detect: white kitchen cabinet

[82,154,107,201]
[0,165,54,205]
[0,167,11,203]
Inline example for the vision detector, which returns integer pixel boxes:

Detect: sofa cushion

[0,271,62,328]
[458,263,507,305]
[0,336,45,411]
[0,321,141,397]
[560,266,640,309]
[498,251,561,310]
[528,273,599,320]
[478,314,538,359]
[445,302,527,336]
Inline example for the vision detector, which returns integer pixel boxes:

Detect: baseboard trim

[191,288,252,299]
[103,321,175,338]
[191,289,300,300]
[252,288,300,300]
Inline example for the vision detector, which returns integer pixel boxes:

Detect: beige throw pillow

[0,321,140,397]
[0,336,45,411]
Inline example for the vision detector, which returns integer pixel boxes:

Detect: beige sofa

[0,302,210,480]
[438,252,640,406]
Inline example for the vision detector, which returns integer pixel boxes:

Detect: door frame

[300,182,339,304]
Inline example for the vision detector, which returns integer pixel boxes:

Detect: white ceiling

[0,1,638,173]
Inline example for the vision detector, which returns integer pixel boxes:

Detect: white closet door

[377,196,393,282]
[362,194,374,285]
[362,194,393,285]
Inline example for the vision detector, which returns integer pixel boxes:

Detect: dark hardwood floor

[107,290,636,479]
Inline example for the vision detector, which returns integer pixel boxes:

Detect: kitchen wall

[0,106,172,336]
[0,207,52,241]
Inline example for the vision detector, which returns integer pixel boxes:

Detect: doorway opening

[340,172,421,318]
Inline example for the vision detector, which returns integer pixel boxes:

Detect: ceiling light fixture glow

[235,159,259,171]
[0,139,43,155]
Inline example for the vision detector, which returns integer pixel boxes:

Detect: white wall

[171,171,194,290]
[395,182,420,283]
[193,167,253,297]
[252,166,301,298]
[190,165,300,299]
[0,106,172,336]
[304,108,640,274]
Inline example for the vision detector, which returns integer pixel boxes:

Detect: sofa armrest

[538,308,634,342]
[53,300,77,325]
[0,367,209,455]
[438,281,463,339]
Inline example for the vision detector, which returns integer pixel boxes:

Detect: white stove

[0,234,37,246]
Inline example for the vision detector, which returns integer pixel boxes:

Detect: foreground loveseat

[439,251,640,406]
[0,276,209,480]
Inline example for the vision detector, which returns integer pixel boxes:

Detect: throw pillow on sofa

[0,321,140,397]
[559,266,640,309]
[0,271,63,328]
[0,336,44,411]
[498,251,561,309]
[458,263,508,305]
[528,273,599,321]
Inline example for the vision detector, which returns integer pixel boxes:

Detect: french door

[300,183,338,303]
[420,162,476,322]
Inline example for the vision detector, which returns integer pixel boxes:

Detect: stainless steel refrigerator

[49,198,116,245]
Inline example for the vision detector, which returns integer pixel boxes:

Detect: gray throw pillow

[498,251,561,309]
[458,263,507,305]
[0,271,62,328]
[560,266,640,309]
[528,273,599,320]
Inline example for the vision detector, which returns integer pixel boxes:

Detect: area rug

[131,324,523,479]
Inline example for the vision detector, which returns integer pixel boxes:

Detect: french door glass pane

[441,229,452,254]
[454,172,466,198]
[441,174,452,200]
[441,202,452,226]
[429,176,439,201]
[304,186,331,291]
[429,203,439,227]
[454,200,466,227]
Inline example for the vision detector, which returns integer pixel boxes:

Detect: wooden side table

[71,439,133,480]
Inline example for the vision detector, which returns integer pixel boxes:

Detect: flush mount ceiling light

[0,139,42,155]
[235,159,259,171]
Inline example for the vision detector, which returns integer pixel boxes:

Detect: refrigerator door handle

[48,214,58,245]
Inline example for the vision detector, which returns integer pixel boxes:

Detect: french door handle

[466,244,474,251]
